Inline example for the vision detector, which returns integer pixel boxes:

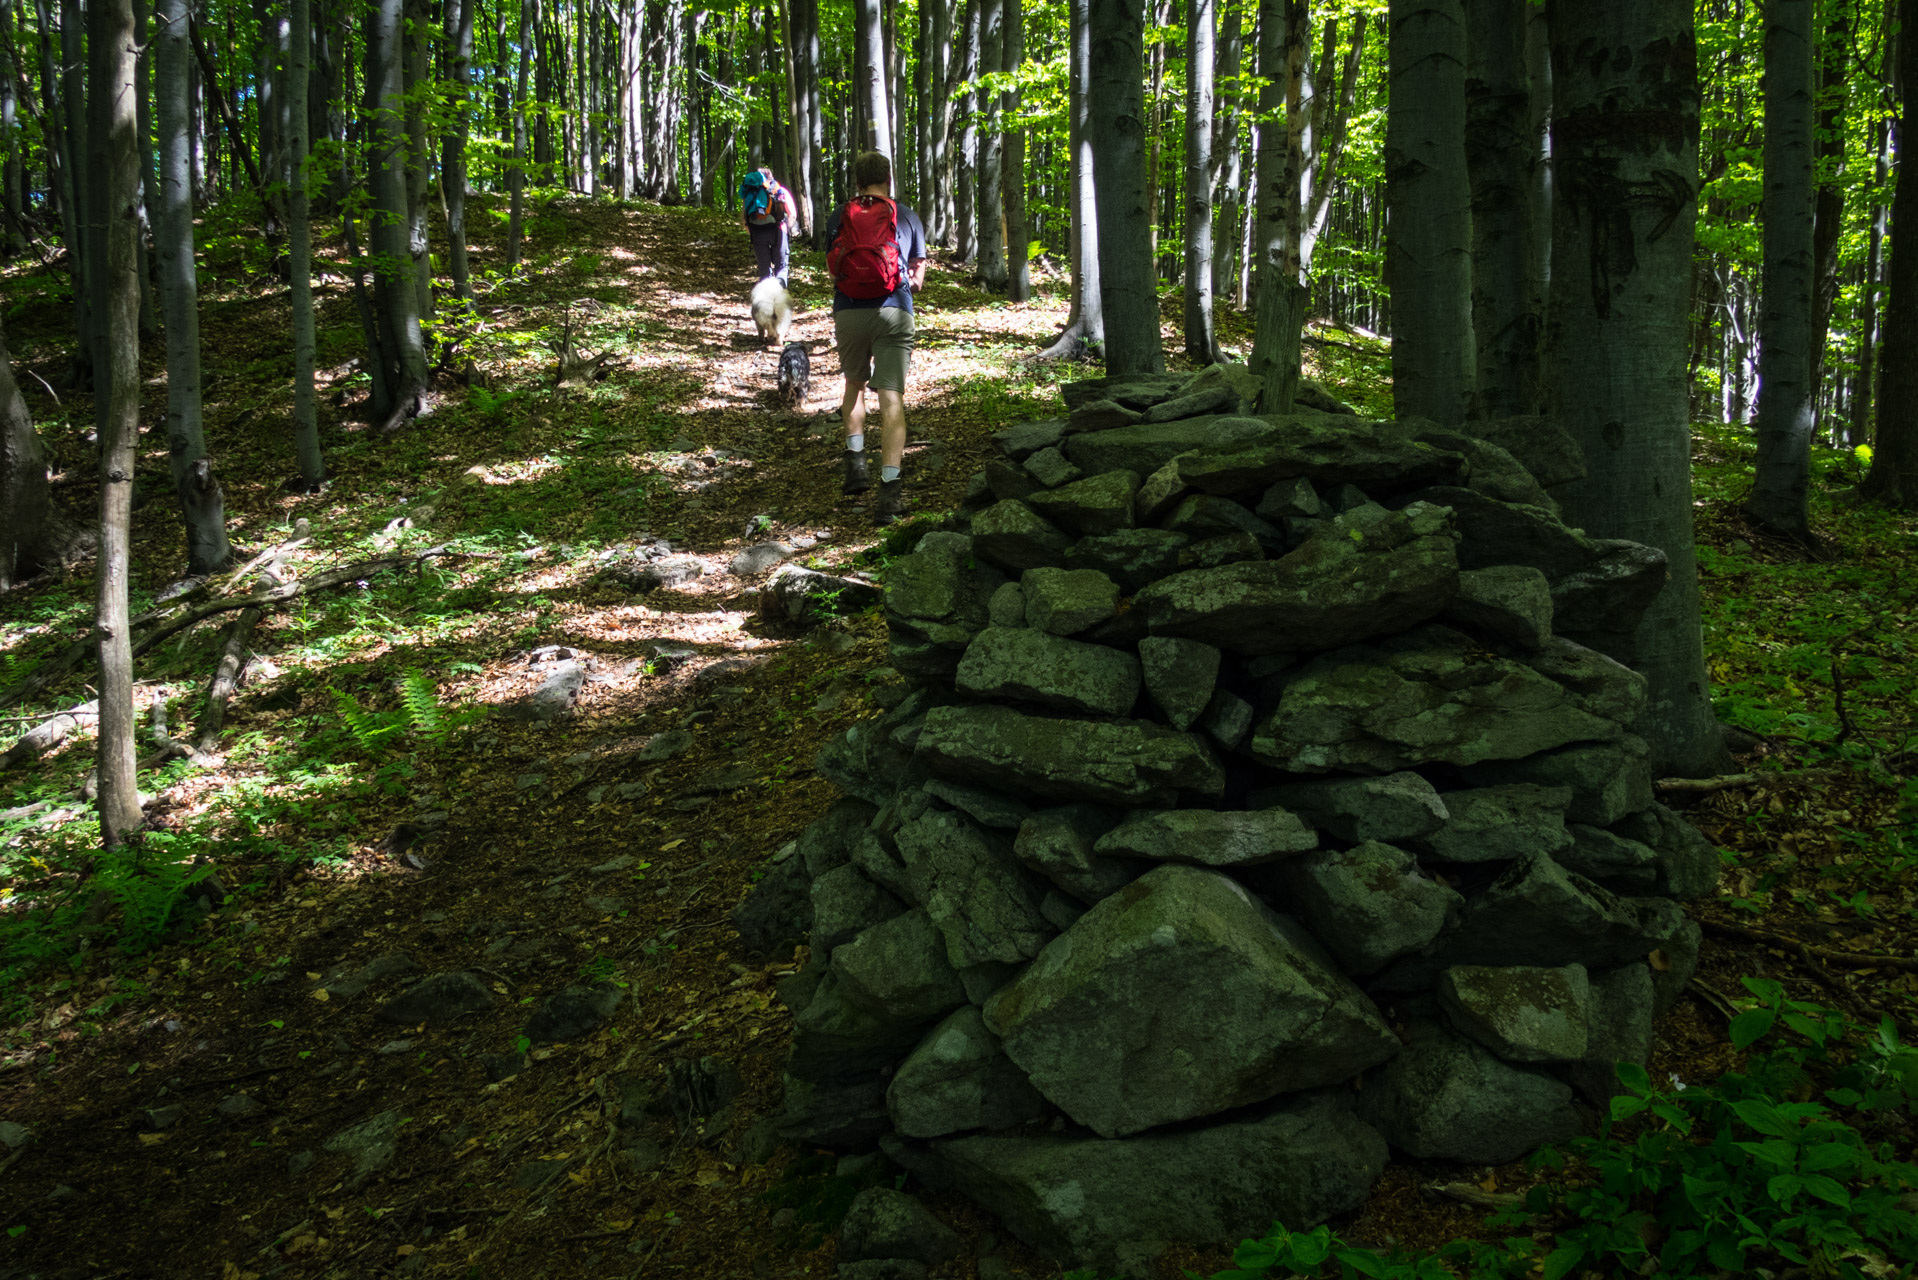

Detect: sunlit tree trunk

[509,0,533,269]
[369,0,429,427]
[954,0,978,261]
[1003,0,1030,300]
[1212,0,1243,307]
[1088,0,1164,373]
[1250,0,1305,407]
[445,0,476,300]
[1806,6,1848,425]
[976,0,1006,286]
[1183,0,1217,360]
[1036,0,1103,357]
[1866,0,1918,506]
[287,0,325,488]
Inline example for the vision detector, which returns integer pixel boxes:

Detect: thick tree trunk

[1183,0,1216,359]
[1547,0,1730,778]
[93,0,142,847]
[1088,0,1164,373]
[928,0,953,243]
[954,0,978,262]
[1853,112,1891,448]
[1038,0,1104,357]
[156,0,232,567]
[1746,0,1816,543]
[1003,0,1030,300]
[0,318,52,590]
[779,0,812,232]
[445,0,476,300]
[799,0,827,248]
[1212,0,1243,307]
[368,0,429,426]
[976,0,1005,286]
[1250,0,1306,408]
[404,0,431,323]
[287,0,324,488]
[61,0,92,388]
[508,0,533,269]
[1464,0,1540,417]
[1386,0,1474,425]
[1866,0,1918,506]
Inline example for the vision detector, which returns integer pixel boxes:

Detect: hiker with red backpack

[826,151,928,525]
[740,165,797,286]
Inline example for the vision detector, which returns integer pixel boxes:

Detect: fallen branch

[1654,767,1850,795]
[1702,918,1918,973]
[0,700,98,771]
[218,536,309,595]
[1425,1181,1522,1210]
[195,607,261,755]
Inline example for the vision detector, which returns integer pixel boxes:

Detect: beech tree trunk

[1746,0,1816,543]
[976,0,1005,286]
[1038,0,1103,357]
[856,0,888,154]
[445,0,476,300]
[1866,0,1918,506]
[288,0,324,487]
[1087,0,1164,373]
[1386,0,1474,425]
[369,0,429,426]
[1250,0,1306,408]
[1806,6,1848,420]
[156,0,232,566]
[1212,0,1243,306]
[1003,0,1029,300]
[1547,0,1730,778]
[1183,0,1216,360]
[1465,0,1540,417]
[509,0,533,269]
[954,0,978,261]
[0,318,53,590]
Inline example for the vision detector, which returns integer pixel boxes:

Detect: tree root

[1701,917,1918,973]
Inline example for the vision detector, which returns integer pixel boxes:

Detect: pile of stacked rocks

[733,364,1720,1278]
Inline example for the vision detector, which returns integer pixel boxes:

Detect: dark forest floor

[0,195,1913,1280]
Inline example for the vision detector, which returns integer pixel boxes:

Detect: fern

[398,670,443,739]
[331,687,407,754]
[100,834,214,954]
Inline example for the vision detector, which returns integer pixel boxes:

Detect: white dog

[749,277,793,346]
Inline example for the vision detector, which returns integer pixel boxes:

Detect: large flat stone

[833,909,969,1024]
[1065,528,1191,591]
[1172,417,1468,496]
[1356,1022,1581,1163]
[1133,503,1460,656]
[982,865,1398,1136]
[1256,772,1448,844]
[1013,804,1136,904]
[1438,963,1592,1063]
[893,808,1054,969]
[1021,567,1121,636]
[956,626,1142,717]
[1463,737,1654,825]
[1093,808,1318,867]
[887,1006,1051,1138]
[1062,416,1274,477]
[1029,471,1142,537]
[1137,636,1220,731]
[884,532,996,650]
[1420,784,1575,863]
[883,1094,1387,1277]
[916,704,1226,807]
[1251,626,1623,774]
[1473,415,1588,490]
[971,500,1074,573]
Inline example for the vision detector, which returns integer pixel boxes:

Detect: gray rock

[1373,851,1698,990]
[760,565,883,627]
[525,984,624,1042]
[216,1093,259,1119]
[1255,475,1322,521]
[1178,530,1266,571]
[1023,446,1083,489]
[1419,489,1663,617]
[1464,737,1654,825]
[959,960,1023,1005]
[1421,784,1574,863]
[1356,1023,1581,1163]
[1065,528,1191,591]
[376,971,494,1025]
[798,798,881,877]
[629,555,707,592]
[983,865,1398,1136]
[319,951,420,1000]
[885,531,996,651]
[1564,964,1655,1104]
[1060,372,1188,411]
[1134,457,1194,522]
[1180,360,1265,414]
[985,457,1041,504]
[1040,889,1088,930]
[287,1150,316,1177]
[779,1071,892,1148]
[1560,824,1661,892]
[1013,804,1135,903]
[1163,494,1285,552]
[1173,416,1467,496]
[1137,636,1220,731]
[972,500,1074,572]
[1552,541,1670,633]
[852,825,920,904]
[1020,567,1121,636]
[1650,912,1702,1016]
[993,419,1068,461]
[883,1093,1386,1277]
[143,1105,184,1130]
[1258,772,1449,844]
[1473,415,1589,490]
[987,582,1025,627]
[816,711,924,806]
[811,864,908,957]
[894,807,1054,968]
[923,779,1031,830]
[733,853,814,957]
[1443,564,1554,649]
[834,909,969,1023]
[889,1008,1055,1140]
[1526,636,1650,725]
[1067,398,1146,432]
[731,541,797,576]
[1062,415,1274,477]
[498,660,587,722]
[1135,503,1460,656]
[1094,808,1318,867]
[1610,802,1722,901]
[634,728,693,761]
[789,972,933,1081]
[1410,427,1555,508]
[323,1109,405,1188]
[1028,470,1142,537]
[956,626,1142,717]
[1438,964,1592,1062]
[1280,841,1463,974]
[1252,626,1623,774]
[1197,688,1255,748]
[1142,384,1237,423]
[839,1187,964,1265]
[916,704,1226,806]
[1295,377,1359,416]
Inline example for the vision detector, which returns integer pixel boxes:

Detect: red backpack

[828,195,902,299]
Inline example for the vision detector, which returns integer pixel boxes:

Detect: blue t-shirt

[825,200,928,313]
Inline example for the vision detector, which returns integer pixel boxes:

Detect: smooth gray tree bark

[1183,0,1217,360]
[976,0,1005,286]
[508,0,533,271]
[1003,0,1030,299]
[954,0,979,261]
[1250,0,1306,408]
[856,0,890,154]
[1037,0,1104,357]
[1212,0,1244,307]
[369,0,430,428]
[288,0,324,487]
[155,0,233,567]
[1547,0,1730,778]
[1087,0,1164,373]
[444,0,476,300]
[1746,0,1816,543]
[1865,0,1918,506]
[0,318,53,590]
[1387,0,1474,425]
[1465,0,1541,417]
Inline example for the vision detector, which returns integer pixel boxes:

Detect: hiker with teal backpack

[740,166,797,286]
[826,150,928,525]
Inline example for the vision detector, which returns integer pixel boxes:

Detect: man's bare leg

[873,389,907,472]
[840,380,871,494]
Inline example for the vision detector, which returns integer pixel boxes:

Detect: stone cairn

[733,363,1721,1278]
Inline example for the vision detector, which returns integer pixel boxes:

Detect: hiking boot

[841,449,872,495]
[874,478,906,524]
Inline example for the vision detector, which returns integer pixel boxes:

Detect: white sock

[881,465,902,483]
[847,433,865,452]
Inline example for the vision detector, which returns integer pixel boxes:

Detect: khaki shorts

[834,305,915,393]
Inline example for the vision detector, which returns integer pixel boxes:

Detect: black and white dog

[777,343,810,407]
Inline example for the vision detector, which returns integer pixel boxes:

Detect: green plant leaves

[1730,1006,1777,1049]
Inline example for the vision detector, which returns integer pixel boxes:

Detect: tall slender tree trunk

[1212,0,1243,307]
[1250,0,1305,408]
[1003,0,1030,300]
[1548,0,1730,777]
[954,0,979,261]
[0,0,21,255]
[930,0,953,243]
[445,0,476,299]
[1465,0,1540,417]
[799,0,827,248]
[94,0,142,847]
[1088,0,1164,373]
[975,0,1005,286]
[912,0,932,206]
[156,0,233,565]
[1806,5,1848,425]
[287,0,324,487]
[61,0,92,388]
[1853,110,1891,448]
[509,0,533,268]
[369,0,429,426]
[1746,0,1816,543]
[1866,0,1918,506]
[1037,0,1103,357]
[1387,0,1473,425]
[779,0,812,232]
[1183,0,1216,359]
[1,317,54,590]
[404,0,432,323]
